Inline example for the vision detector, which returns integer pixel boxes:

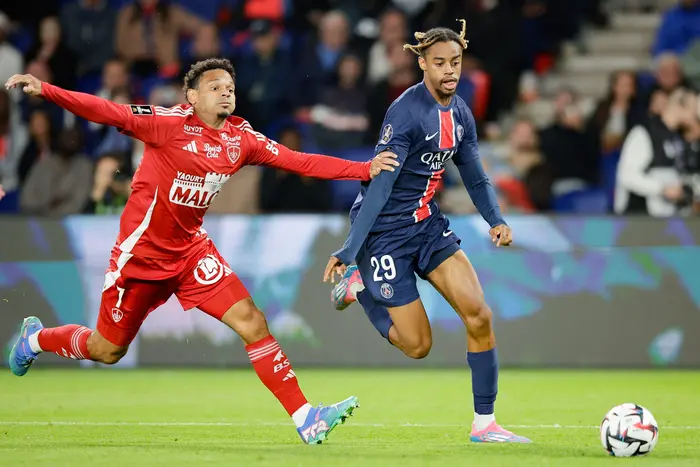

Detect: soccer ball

[600,403,659,457]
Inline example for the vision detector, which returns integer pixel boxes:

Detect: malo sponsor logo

[169,171,231,208]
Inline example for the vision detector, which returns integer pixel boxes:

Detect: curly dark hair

[404,19,469,57]
[182,58,236,98]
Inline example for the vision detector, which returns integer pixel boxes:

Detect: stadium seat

[553,188,609,213]
[600,150,621,210]
[0,191,20,213]
[329,147,373,211]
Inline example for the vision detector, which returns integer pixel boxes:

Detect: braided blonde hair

[403,19,469,56]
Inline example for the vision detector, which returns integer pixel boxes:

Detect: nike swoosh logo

[442,230,452,237]
[425,132,439,141]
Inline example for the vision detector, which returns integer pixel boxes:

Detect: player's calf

[212,295,359,443]
[8,319,128,375]
[86,331,129,364]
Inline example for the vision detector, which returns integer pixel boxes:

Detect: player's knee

[466,302,492,335]
[221,298,270,343]
[405,341,431,359]
[402,334,432,359]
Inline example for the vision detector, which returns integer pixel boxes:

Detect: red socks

[246,335,308,416]
[37,325,92,360]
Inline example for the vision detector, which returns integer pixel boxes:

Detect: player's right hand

[5,74,43,97]
[323,255,347,284]
[0,184,5,201]
[369,152,400,179]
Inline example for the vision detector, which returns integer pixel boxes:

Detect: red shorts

[97,240,249,347]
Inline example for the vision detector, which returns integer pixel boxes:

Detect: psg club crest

[457,125,464,142]
[379,124,393,145]
[380,283,394,300]
[227,145,241,165]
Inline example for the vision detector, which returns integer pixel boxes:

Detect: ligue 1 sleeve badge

[379,124,393,145]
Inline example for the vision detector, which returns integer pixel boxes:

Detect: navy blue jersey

[335,81,504,266]
[350,82,478,232]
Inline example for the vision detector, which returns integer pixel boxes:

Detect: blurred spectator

[311,54,370,149]
[640,53,693,111]
[588,70,643,154]
[234,20,292,130]
[182,24,221,77]
[539,88,599,194]
[148,81,186,107]
[652,0,700,57]
[60,0,116,76]
[20,126,93,215]
[366,8,408,85]
[94,90,134,169]
[259,126,333,213]
[0,12,24,102]
[615,89,690,216]
[116,0,207,78]
[88,59,131,132]
[0,89,29,195]
[678,92,700,210]
[25,16,77,90]
[96,59,131,100]
[648,89,670,117]
[501,119,552,212]
[368,46,419,137]
[20,61,67,131]
[18,111,53,185]
[294,10,350,113]
[84,152,131,214]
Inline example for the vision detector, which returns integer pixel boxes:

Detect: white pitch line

[0,421,696,429]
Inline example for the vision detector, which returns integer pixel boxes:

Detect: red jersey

[41,83,372,259]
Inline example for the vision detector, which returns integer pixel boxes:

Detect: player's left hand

[323,256,347,283]
[489,224,512,247]
[369,152,399,179]
[5,74,43,97]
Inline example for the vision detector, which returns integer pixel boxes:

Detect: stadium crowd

[0,0,698,216]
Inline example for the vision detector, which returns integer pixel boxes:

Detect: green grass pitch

[0,369,698,466]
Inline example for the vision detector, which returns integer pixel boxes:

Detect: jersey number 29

[371,255,396,282]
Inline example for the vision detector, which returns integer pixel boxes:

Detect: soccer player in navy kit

[323,21,531,443]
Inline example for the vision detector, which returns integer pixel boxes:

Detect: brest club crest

[227,144,241,164]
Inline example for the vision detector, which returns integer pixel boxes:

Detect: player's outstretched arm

[455,109,511,246]
[249,141,399,181]
[323,163,400,282]
[6,74,140,134]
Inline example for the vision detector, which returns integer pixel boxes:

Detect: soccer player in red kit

[4,58,399,445]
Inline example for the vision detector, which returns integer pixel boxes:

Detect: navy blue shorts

[356,214,461,307]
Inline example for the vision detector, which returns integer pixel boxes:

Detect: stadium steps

[515,11,660,126]
[610,12,661,32]
[586,30,654,55]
